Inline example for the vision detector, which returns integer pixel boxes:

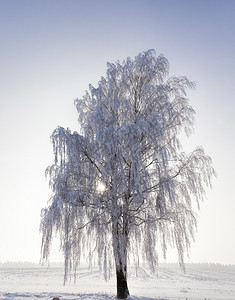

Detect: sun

[96,181,106,193]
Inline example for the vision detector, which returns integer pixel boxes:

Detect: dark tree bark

[116,266,130,299]
[113,201,130,299]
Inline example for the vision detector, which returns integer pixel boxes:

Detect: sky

[0,0,234,265]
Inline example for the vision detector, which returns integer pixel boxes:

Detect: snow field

[0,264,234,300]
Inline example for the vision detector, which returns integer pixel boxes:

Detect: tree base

[116,268,130,299]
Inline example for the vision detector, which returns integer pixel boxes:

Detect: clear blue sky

[0,0,234,264]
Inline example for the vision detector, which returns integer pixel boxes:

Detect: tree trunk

[116,265,130,299]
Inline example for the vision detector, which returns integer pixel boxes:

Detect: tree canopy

[40,49,215,299]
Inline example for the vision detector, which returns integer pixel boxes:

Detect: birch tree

[40,49,215,299]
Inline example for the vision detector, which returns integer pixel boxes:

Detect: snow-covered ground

[0,263,234,299]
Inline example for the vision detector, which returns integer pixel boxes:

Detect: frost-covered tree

[40,50,215,299]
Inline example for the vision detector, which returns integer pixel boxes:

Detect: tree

[40,49,215,299]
